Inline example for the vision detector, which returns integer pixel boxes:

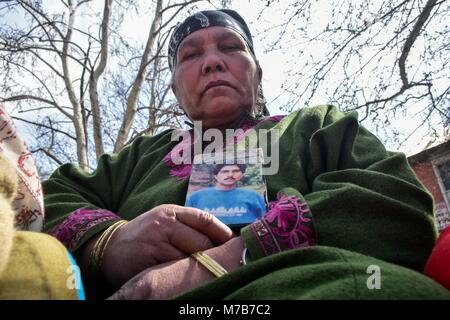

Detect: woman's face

[171,27,262,129]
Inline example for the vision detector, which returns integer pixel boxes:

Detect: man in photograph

[186,164,266,226]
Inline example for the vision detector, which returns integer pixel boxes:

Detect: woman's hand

[99,204,234,288]
[108,236,245,300]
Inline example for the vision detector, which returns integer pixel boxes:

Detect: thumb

[170,205,234,245]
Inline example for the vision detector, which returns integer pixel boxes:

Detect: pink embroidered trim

[249,192,316,256]
[163,130,194,180]
[48,209,121,251]
[265,115,285,122]
[250,219,280,256]
[163,115,285,180]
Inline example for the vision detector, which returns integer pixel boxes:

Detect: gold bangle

[191,251,228,278]
[90,220,127,276]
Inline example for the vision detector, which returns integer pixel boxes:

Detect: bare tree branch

[114,0,163,152]
[11,116,77,141]
[398,0,437,88]
[89,0,113,158]
[31,147,65,166]
[2,94,67,109]
[0,60,74,119]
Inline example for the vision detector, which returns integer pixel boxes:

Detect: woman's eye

[181,51,199,61]
[223,44,239,51]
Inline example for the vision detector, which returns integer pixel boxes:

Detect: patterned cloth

[186,187,267,225]
[0,103,43,231]
[243,192,316,259]
[48,208,122,251]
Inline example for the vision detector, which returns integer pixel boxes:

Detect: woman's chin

[202,109,243,129]
[201,116,239,129]
[191,108,240,128]
[187,99,254,128]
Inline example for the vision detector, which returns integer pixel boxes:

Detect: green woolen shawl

[176,246,450,300]
[43,105,448,299]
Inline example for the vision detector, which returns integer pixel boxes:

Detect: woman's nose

[202,50,226,74]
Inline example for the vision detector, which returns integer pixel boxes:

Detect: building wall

[410,160,445,203]
[409,152,450,232]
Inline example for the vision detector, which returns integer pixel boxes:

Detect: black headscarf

[168,9,255,71]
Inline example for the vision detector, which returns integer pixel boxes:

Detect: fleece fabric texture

[176,245,450,299]
[0,231,81,299]
[43,105,442,298]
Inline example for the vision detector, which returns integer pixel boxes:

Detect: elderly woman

[43,9,449,299]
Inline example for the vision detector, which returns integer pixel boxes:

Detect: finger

[168,222,215,254]
[166,205,234,244]
[150,242,189,263]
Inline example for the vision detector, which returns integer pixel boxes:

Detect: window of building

[433,155,450,232]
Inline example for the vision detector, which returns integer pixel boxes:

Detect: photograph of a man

[186,164,266,225]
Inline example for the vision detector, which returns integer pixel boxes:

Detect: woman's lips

[203,80,233,94]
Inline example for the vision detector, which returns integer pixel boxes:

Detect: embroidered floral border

[48,209,121,251]
[248,192,316,257]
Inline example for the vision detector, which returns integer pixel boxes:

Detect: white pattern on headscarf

[194,12,210,28]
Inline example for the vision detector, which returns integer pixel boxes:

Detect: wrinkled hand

[108,237,244,300]
[101,204,234,288]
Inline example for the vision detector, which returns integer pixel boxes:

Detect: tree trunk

[114,0,163,152]
[89,0,113,159]
[62,0,88,169]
